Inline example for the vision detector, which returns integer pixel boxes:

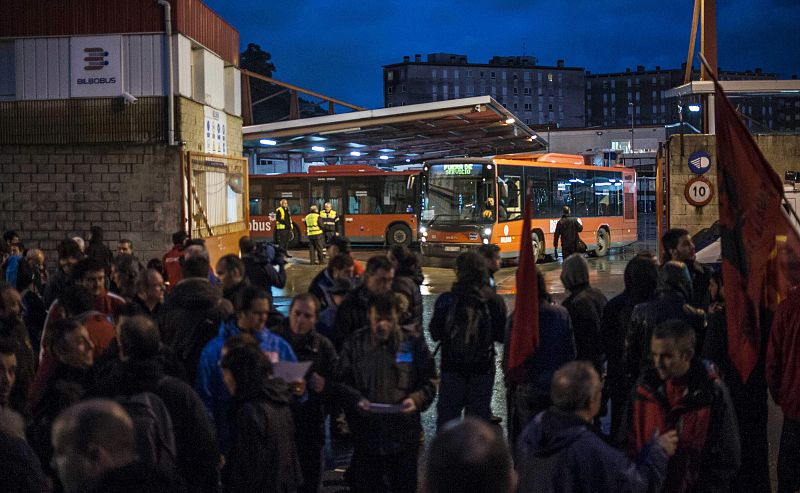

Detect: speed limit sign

[684,177,714,207]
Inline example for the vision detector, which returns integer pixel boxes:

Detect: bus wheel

[595,228,610,257]
[289,223,302,249]
[531,230,544,262]
[388,224,412,247]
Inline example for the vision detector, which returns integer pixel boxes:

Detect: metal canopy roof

[242,96,547,164]
[664,80,800,98]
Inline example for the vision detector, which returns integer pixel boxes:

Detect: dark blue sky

[206,0,800,110]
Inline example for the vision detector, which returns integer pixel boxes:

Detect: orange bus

[248,165,419,247]
[419,154,637,260]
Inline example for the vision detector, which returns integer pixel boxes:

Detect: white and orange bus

[248,165,419,247]
[419,154,637,260]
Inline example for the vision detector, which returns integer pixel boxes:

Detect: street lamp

[629,101,635,155]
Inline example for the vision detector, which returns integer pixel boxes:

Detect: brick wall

[666,134,800,234]
[0,144,182,268]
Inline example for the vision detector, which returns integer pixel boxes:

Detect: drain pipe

[157,0,175,145]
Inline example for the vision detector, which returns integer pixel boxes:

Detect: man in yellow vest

[305,204,325,265]
[275,198,293,253]
[320,201,339,246]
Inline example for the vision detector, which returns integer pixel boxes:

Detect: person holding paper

[195,286,298,455]
[274,293,337,493]
[336,293,437,493]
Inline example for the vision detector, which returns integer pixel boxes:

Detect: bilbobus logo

[77,47,116,85]
[83,47,109,70]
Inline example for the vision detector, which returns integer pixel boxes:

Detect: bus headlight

[419,226,427,235]
[482,238,489,244]
[420,236,427,243]
[483,227,491,236]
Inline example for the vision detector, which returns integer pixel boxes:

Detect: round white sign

[684,177,714,207]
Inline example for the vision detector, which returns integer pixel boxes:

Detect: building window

[467,70,473,78]
[524,103,532,110]
[401,84,406,93]
[432,69,437,79]
[513,73,518,80]
[524,87,531,95]
[387,87,393,94]
[387,71,394,81]
[513,87,518,95]
[491,71,496,79]
[443,69,448,79]
[547,73,553,82]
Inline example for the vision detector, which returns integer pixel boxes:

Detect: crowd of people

[0,225,798,493]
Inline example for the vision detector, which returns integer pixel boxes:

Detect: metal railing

[0,97,167,145]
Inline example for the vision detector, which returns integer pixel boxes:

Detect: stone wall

[666,134,800,234]
[0,144,182,267]
[176,97,243,157]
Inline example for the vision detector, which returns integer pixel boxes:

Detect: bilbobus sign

[70,35,123,98]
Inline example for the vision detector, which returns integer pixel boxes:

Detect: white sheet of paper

[272,360,313,382]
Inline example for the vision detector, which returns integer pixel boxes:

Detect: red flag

[506,182,540,384]
[712,74,800,382]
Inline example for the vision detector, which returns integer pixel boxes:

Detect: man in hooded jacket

[517,361,676,492]
[560,254,607,374]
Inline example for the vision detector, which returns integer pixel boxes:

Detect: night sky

[205,0,800,110]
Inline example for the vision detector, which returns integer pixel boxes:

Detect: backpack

[115,390,177,472]
[440,293,495,371]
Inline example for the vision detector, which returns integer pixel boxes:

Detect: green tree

[240,43,276,77]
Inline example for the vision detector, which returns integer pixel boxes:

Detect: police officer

[275,198,293,252]
[305,204,325,265]
[320,201,339,246]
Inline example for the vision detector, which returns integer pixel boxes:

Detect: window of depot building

[387,71,394,81]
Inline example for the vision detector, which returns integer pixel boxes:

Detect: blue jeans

[436,371,495,430]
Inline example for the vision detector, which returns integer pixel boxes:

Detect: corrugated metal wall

[124,35,165,97]
[13,35,166,99]
[15,38,70,100]
[1,0,239,67]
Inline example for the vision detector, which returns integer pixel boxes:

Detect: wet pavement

[275,244,782,489]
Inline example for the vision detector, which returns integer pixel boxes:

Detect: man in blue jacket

[195,286,297,453]
[516,361,677,493]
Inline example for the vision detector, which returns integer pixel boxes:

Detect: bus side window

[525,167,550,217]
[497,166,522,222]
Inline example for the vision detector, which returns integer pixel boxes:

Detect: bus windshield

[422,163,495,225]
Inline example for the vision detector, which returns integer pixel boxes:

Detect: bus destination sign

[442,164,476,175]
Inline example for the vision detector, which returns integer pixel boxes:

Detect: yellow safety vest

[276,207,291,230]
[305,213,323,236]
[320,209,337,231]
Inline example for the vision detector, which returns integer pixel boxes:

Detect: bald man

[51,399,184,493]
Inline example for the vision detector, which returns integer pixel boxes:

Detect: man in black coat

[92,315,220,493]
[274,293,337,493]
[239,236,287,305]
[333,255,394,350]
[553,206,584,258]
[336,294,437,493]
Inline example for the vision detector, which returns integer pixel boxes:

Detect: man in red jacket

[622,319,740,493]
[767,253,800,493]
[162,230,188,290]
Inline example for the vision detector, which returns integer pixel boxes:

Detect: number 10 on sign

[684,177,714,207]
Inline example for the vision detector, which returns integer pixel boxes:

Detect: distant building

[383,53,586,128]
[585,65,800,132]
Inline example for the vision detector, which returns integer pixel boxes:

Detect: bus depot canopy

[242,96,548,165]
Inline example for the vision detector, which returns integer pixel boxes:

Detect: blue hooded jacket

[517,409,668,493]
[195,319,297,453]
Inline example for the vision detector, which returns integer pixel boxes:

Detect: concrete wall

[666,134,800,234]
[0,144,181,267]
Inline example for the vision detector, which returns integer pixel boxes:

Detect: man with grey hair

[516,361,677,492]
[51,399,184,493]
